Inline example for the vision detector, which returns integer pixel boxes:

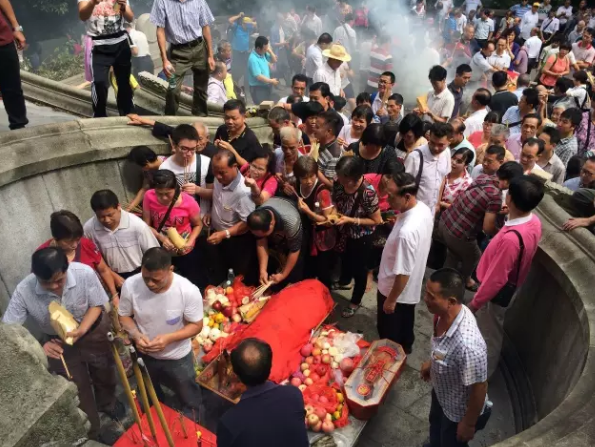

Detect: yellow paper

[49,302,79,345]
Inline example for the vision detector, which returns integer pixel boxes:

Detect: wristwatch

[13,25,23,32]
[225,230,231,239]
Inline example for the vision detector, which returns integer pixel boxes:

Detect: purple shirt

[515,48,528,74]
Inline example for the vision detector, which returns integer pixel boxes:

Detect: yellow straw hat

[322,44,352,62]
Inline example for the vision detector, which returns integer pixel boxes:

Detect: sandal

[332,282,354,291]
[466,282,479,292]
[341,305,361,318]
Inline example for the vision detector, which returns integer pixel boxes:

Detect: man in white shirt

[279,74,310,103]
[207,61,228,106]
[455,8,468,33]
[301,5,323,37]
[84,189,159,286]
[474,9,495,46]
[520,137,546,174]
[461,0,482,16]
[523,27,543,70]
[470,41,496,82]
[313,44,351,97]
[556,0,573,28]
[305,33,333,83]
[377,172,433,354]
[487,37,512,71]
[417,65,455,123]
[405,122,453,213]
[125,22,154,77]
[539,9,559,41]
[463,88,491,137]
[520,3,540,40]
[333,14,357,56]
[160,124,213,216]
[119,247,204,418]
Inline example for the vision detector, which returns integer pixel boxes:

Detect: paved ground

[329,269,516,447]
[0,100,77,132]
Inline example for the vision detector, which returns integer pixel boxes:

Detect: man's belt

[172,37,204,48]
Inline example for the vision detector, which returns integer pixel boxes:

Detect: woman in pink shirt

[539,43,571,87]
[143,169,203,286]
[242,146,279,205]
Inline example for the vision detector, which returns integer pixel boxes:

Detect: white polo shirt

[520,11,539,40]
[84,210,159,274]
[425,87,455,123]
[487,52,512,71]
[377,202,434,304]
[119,273,203,360]
[404,144,452,212]
[524,35,543,59]
[313,62,342,96]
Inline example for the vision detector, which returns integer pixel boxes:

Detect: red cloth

[204,280,334,382]
[38,238,102,271]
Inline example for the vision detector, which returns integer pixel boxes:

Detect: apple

[340,358,355,374]
[232,313,242,323]
[314,407,327,420]
[328,347,339,356]
[322,349,329,355]
[313,355,322,364]
[222,306,234,318]
[316,365,328,376]
[305,405,315,415]
[304,378,314,386]
[309,372,321,382]
[322,420,335,433]
[311,394,320,402]
[300,343,314,357]
[303,369,311,377]
[323,342,331,350]
[305,356,314,365]
[322,354,332,364]
[301,363,309,372]
[307,414,320,427]
[226,287,234,295]
[291,377,302,387]
[319,395,329,404]
[312,348,322,357]
[312,420,322,432]
[299,384,307,392]
[212,301,223,311]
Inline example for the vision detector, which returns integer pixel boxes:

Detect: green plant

[29,47,84,82]
[30,0,70,15]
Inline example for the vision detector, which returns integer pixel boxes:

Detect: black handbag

[491,230,524,308]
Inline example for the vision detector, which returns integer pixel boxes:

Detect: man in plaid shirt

[422,268,490,447]
[437,164,504,291]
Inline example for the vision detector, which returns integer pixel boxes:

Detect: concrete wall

[0,120,594,446]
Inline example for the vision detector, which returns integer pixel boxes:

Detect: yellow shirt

[224,73,236,100]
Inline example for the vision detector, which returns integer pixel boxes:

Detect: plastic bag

[332,332,363,358]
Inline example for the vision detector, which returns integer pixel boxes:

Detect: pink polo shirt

[470,213,542,310]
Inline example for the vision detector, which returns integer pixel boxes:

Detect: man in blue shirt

[247,36,279,105]
[217,338,309,447]
[227,13,256,91]
[510,0,531,19]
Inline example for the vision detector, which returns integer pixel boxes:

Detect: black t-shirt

[152,121,218,158]
[214,124,262,162]
[489,91,519,119]
[349,142,399,174]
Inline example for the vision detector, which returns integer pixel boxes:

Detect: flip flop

[466,283,479,292]
[341,305,361,318]
[332,282,354,291]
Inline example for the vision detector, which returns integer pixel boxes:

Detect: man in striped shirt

[367,34,393,93]
[151,0,216,117]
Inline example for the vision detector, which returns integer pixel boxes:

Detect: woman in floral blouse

[439,148,474,210]
[332,156,382,318]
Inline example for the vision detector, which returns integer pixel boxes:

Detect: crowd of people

[2,0,595,447]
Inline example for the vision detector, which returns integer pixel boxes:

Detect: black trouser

[172,248,204,288]
[208,232,258,286]
[429,390,490,447]
[46,314,116,440]
[338,234,373,306]
[118,267,142,280]
[304,249,336,290]
[0,42,28,130]
[376,291,416,354]
[474,38,488,49]
[249,85,272,105]
[91,38,134,117]
[143,351,203,421]
[132,55,155,78]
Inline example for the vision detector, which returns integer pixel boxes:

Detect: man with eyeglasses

[371,71,396,116]
[159,124,213,216]
[564,155,595,191]
[563,156,595,232]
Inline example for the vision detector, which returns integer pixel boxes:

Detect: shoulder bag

[414,148,424,186]
[491,229,524,308]
[335,183,365,253]
[156,188,181,235]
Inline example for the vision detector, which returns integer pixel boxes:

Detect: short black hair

[90,189,119,212]
[32,247,69,281]
[247,208,273,232]
[231,338,273,387]
[318,32,333,45]
[482,40,495,50]
[172,124,199,145]
[555,76,574,93]
[336,155,364,181]
[128,145,158,167]
[333,95,347,112]
[484,111,500,123]
[356,92,372,105]
[453,147,474,165]
[213,148,238,167]
[559,42,572,52]
[142,247,172,271]
[268,107,290,123]
[456,64,472,76]
[492,70,508,89]
[309,82,331,98]
[566,154,586,179]
[522,88,540,108]
[294,155,318,178]
[486,145,506,160]
[391,172,418,196]
[474,88,492,106]
[292,74,308,85]
[496,161,524,181]
[319,110,344,137]
[300,100,325,118]
[450,118,466,134]
[561,108,583,127]
[523,137,545,155]
[430,122,453,139]
[428,65,448,82]
[380,71,396,84]
[429,268,465,303]
[224,99,246,115]
[361,123,385,147]
[388,93,404,105]
[522,112,542,127]
[586,27,595,37]
[539,126,561,145]
[573,70,589,84]
[286,94,303,105]
[383,121,400,146]
[50,210,84,241]
[508,176,545,212]
[255,35,269,49]
[352,105,374,125]
[399,113,425,140]
[152,169,179,190]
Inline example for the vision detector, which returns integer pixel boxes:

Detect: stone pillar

[0,323,90,447]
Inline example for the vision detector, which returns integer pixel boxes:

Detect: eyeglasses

[581,168,595,178]
[250,164,267,173]
[178,145,198,152]
[378,79,392,85]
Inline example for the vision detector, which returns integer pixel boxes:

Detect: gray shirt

[2,262,108,335]
[538,152,566,184]
[211,171,255,231]
[258,197,303,252]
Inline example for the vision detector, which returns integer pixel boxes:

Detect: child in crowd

[126,146,166,213]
